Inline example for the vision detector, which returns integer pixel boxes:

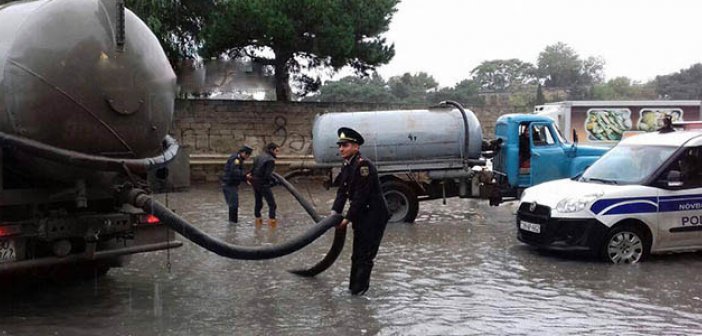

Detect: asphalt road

[2,181,702,335]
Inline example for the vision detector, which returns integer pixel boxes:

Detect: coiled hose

[273,172,347,276]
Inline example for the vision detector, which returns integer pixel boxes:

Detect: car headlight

[556,194,602,213]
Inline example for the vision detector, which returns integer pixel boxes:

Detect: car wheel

[382,180,419,223]
[601,225,649,264]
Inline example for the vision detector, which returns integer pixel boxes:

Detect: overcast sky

[374,0,701,88]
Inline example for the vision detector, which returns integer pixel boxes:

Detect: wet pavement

[2,180,702,335]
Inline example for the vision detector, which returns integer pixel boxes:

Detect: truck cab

[492,114,608,197]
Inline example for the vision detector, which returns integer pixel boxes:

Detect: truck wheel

[601,225,650,264]
[382,181,419,223]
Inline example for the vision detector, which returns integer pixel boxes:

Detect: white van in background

[534,100,701,147]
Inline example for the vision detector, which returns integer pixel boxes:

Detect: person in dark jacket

[251,143,279,227]
[332,127,390,295]
[221,145,252,223]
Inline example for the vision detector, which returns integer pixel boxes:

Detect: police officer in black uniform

[222,145,253,223]
[251,143,280,227]
[332,127,390,295]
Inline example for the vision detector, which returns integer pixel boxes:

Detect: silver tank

[0,0,176,159]
[312,107,483,165]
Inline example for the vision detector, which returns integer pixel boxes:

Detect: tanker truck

[312,102,609,223]
[0,0,348,280]
[0,0,183,278]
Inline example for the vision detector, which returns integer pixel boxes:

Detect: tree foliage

[535,83,546,105]
[306,74,395,103]
[537,42,604,89]
[125,0,214,66]
[654,63,702,99]
[309,73,482,106]
[203,0,399,101]
[387,72,438,104]
[432,80,483,106]
[471,59,536,91]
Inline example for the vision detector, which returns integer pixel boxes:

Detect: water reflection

[1,183,702,335]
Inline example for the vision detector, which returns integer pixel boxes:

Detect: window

[661,146,702,189]
[531,124,555,146]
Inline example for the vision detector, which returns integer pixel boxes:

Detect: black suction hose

[272,172,322,223]
[1,129,346,265]
[272,173,347,277]
[288,226,346,277]
[130,191,343,260]
[0,131,179,174]
[439,100,470,162]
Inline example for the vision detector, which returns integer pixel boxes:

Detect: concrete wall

[172,99,529,182]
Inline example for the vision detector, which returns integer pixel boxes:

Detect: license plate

[0,239,16,263]
[520,220,541,234]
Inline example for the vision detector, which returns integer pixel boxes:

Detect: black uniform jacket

[332,153,390,225]
[222,153,246,186]
[251,151,276,187]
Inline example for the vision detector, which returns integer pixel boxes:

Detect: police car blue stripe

[603,202,658,215]
[659,199,702,212]
[659,194,702,200]
[592,194,702,215]
[591,197,658,215]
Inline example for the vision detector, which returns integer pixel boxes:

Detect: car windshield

[581,144,677,184]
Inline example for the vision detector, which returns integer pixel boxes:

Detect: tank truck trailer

[0,0,349,280]
[311,101,610,223]
[0,0,188,278]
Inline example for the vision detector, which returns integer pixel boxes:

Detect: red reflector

[0,225,21,237]
[146,214,160,224]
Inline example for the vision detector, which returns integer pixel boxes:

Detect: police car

[517,123,702,263]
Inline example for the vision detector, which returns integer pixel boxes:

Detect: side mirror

[667,170,683,188]
[572,129,579,144]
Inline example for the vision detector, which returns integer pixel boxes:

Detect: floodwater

[2,181,702,335]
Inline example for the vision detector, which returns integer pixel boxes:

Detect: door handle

[532,152,541,158]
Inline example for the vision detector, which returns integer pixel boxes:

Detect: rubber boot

[350,264,372,295]
[348,264,358,291]
[228,208,238,223]
[255,217,263,227]
[268,218,277,229]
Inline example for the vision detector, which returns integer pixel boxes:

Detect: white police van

[517,123,702,263]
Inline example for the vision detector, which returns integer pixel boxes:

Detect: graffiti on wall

[176,114,311,155]
[265,116,310,153]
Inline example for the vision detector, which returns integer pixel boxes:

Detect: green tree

[125,0,214,66]
[471,59,537,91]
[592,77,632,100]
[654,63,702,99]
[306,74,395,103]
[537,42,605,89]
[388,72,439,104]
[535,83,546,105]
[580,56,605,85]
[431,79,483,106]
[203,0,399,101]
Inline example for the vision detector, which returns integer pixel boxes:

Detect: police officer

[332,127,390,295]
[251,143,280,227]
[222,145,253,223]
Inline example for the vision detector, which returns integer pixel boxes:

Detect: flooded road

[3,181,702,335]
